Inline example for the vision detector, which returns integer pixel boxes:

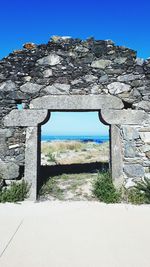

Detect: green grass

[92,172,150,204]
[0,180,29,203]
[92,172,121,203]
[122,187,145,205]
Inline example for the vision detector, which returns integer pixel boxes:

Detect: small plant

[0,180,29,203]
[121,186,145,205]
[92,172,121,203]
[47,152,57,163]
[135,177,150,204]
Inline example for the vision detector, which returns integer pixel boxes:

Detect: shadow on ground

[39,162,109,187]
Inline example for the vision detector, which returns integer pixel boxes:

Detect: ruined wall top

[0,36,150,115]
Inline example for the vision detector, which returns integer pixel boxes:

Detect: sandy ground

[41,141,109,165]
[0,201,150,267]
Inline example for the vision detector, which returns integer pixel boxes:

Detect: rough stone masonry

[0,36,150,200]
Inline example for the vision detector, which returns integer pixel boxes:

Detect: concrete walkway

[0,201,150,267]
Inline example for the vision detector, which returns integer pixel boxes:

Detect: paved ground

[0,201,150,267]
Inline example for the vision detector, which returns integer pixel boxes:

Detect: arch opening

[38,111,110,201]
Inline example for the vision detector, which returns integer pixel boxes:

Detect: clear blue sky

[0,0,150,136]
[42,112,109,136]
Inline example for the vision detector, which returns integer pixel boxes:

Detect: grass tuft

[92,172,121,203]
[121,187,145,205]
[0,180,29,203]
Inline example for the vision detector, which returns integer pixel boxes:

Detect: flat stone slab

[30,95,124,110]
[0,202,150,267]
[101,109,149,125]
[0,215,23,258]
[4,110,49,127]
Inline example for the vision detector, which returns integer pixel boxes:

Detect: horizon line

[42,134,109,136]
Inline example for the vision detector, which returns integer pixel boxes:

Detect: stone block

[23,43,36,49]
[0,73,5,80]
[0,143,7,158]
[140,132,150,143]
[24,127,39,200]
[43,83,70,94]
[91,59,111,69]
[84,75,98,82]
[134,101,150,111]
[143,161,150,167]
[43,69,53,77]
[141,144,150,152]
[20,82,43,94]
[101,109,148,125]
[0,80,16,92]
[23,76,32,82]
[125,178,135,188]
[124,141,136,158]
[114,57,127,64]
[145,151,150,159]
[124,164,144,178]
[117,74,143,82]
[145,173,150,179]
[107,82,131,95]
[74,45,89,53]
[51,35,71,42]
[4,110,49,127]
[122,126,139,140]
[30,95,123,110]
[110,125,124,187]
[136,58,144,66]
[37,54,62,66]
[0,129,7,139]
[99,74,108,83]
[0,161,19,179]
[91,85,102,94]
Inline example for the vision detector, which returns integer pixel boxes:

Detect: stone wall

[0,36,150,199]
[122,125,150,186]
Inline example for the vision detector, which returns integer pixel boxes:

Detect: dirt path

[39,172,98,201]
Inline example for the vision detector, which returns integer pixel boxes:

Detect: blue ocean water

[41,135,109,144]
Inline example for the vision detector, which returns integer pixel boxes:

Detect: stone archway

[3,98,150,201]
[3,94,130,200]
